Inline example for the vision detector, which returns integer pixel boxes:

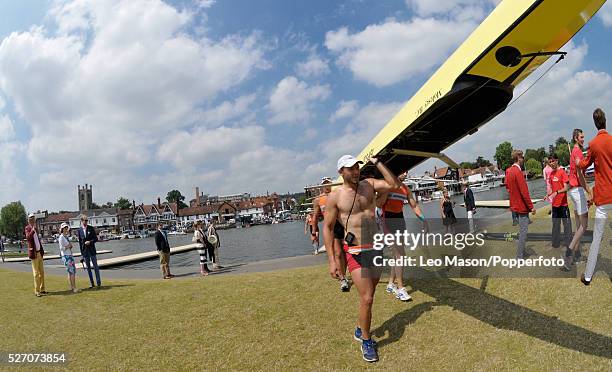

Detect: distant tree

[102,202,113,208]
[525,147,547,164]
[475,156,492,168]
[555,137,568,148]
[555,143,571,166]
[91,202,101,209]
[459,161,474,169]
[166,190,188,209]
[525,158,542,178]
[115,197,132,210]
[548,144,555,157]
[0,201,27,240]
[494,141,513,171]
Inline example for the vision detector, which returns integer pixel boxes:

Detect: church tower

[78,184,93,212]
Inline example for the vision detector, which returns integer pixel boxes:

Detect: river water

[29,179,549,270]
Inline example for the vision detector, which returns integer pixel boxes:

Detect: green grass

[1,205,610,371]
[1,268,611,370]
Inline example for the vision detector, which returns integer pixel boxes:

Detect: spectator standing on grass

[207,221,221,270]
[565,128,592,268]
[578,108,612,285]
[505,150,537,259]
[441,190,457,234]
[462,182,476,232]
[78,214,102,289]
[25,213,46,297]
[543,157,554,204]
[155,222,173,279]
[546,154,572,249]
[193,221,210,276]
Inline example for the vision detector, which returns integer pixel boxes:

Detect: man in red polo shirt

[577,108,612,285]
[505,150,537,259]
[546,154,571,249]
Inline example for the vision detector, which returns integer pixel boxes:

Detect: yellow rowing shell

[353,0,606,177]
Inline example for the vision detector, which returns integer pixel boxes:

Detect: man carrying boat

[312,178,350,292]
[323,155,401,362]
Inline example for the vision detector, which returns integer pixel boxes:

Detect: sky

[1,0,611,212]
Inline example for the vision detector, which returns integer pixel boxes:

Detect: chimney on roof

[132,200,136,209]
[196,187,200,206]
[157,197,161,208]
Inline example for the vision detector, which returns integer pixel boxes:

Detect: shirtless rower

[313,178,350,291]
[323,155,401,363]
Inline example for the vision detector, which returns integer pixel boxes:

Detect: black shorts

[383,211,406,233]
[333,221,345,240]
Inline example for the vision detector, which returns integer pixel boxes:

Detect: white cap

[337,155,363,171]
[60,222,70,231]
[28,213,35,218]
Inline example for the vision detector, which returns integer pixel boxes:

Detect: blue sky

[1,0,611,212]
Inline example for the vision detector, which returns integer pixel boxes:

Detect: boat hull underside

[361,76,513,177]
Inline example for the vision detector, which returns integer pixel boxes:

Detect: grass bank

[1,203,610,370]
[1,268,610,370]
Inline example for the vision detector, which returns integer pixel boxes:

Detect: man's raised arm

[369,157,402,193]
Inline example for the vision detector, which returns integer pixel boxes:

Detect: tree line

[494,137,571,178]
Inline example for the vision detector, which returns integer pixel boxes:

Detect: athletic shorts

[345,250,383,273]
[383,211,406,233]
[333,221,344,240]
[568,187,588,215]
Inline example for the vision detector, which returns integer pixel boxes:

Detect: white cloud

[325,0,502,87]
[0,0,269,210]
[267,76,331,124]
[197,94,257,127]
[405,0,498,18]
[599,1,612,27]
[325,17,479,87]
[157,125,266,167]
[313,101,403,175]
[330,100,359,122]
[296,53,330,78]
[196,0,216,9]
[0,115,15,142]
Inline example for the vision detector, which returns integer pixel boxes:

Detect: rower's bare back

[331,180,378,246]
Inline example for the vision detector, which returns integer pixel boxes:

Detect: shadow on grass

[208,264,246,275]
[45,284,134,296]
[374,273,612,359]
